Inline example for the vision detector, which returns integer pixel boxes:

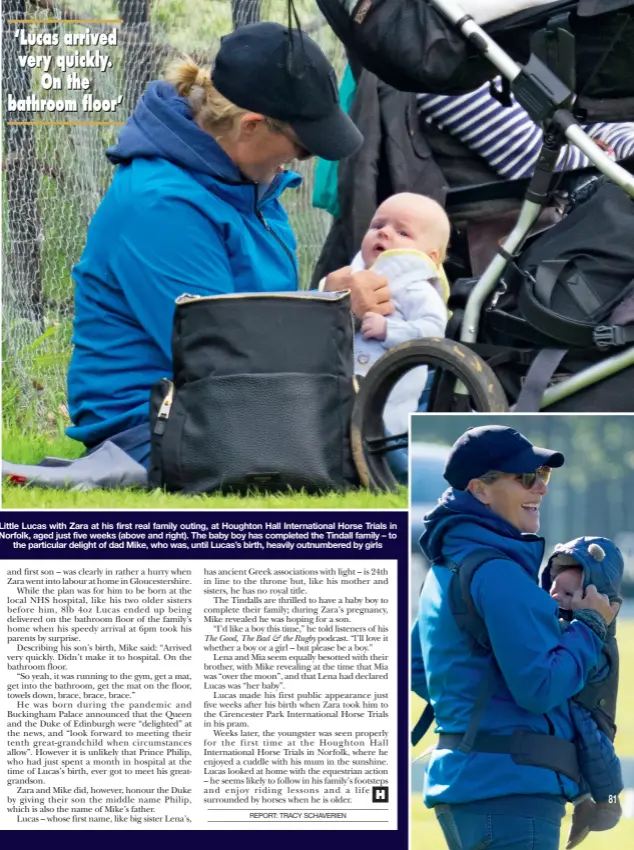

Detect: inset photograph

[410,414,634,850]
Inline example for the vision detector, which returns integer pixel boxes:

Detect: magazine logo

[372,786,389,803]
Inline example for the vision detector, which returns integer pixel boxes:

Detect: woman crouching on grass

[66,22,392,471]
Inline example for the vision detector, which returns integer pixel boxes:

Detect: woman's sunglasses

[513,466,552,489]
[280,126,313,161]
[266,118,313,161]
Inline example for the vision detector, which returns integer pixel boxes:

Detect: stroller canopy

[317,0,634,121]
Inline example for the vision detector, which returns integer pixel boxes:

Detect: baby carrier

[540,537,622,741]
[412,548,618,775]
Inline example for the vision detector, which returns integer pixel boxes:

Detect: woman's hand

[571,584,620,626]
[324,267,394,319]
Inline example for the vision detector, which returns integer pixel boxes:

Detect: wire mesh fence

[2,0,343,432]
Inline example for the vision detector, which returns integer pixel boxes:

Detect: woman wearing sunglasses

[414,424,619,850]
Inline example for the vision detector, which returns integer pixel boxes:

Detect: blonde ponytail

[165,56,210,97]
[164,56,249,138]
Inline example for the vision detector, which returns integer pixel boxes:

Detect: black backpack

[412,548,618,775]
[149,291,359,493]
[445,181,634,410]
[514,181,634,351]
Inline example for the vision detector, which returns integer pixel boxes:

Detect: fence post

[232,0,261,29]
[117,0,152,114]
[2,1,42,323]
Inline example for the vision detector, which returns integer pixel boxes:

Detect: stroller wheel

[351,339,508,490]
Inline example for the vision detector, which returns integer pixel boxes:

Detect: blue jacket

[67,80,301,447]
[542,537,624,802]
[415,488,603,806]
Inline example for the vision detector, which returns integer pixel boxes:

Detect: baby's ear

[428,249,440,265]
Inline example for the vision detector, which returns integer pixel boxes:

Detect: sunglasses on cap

[513,466,552,489]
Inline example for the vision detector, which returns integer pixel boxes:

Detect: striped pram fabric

[417,78,634,179]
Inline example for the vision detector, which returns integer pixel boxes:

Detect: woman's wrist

[573,609,608,641]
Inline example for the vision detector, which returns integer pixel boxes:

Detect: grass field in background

[410,619,634,849]
[1,428,407,509]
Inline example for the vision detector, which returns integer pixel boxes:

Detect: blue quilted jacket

[543,536,624,802]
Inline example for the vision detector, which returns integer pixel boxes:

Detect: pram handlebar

[428,0,634,198]
[427,0,521,81]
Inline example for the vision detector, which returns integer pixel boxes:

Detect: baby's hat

[541,536,623,601]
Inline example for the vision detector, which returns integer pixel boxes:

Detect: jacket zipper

[254,186,299,288]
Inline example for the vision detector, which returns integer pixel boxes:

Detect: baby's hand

[361,312,387,341]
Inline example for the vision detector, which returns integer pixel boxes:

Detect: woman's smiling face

[471,470,550,533]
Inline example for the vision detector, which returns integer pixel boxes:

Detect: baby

[352,192,451,435]
[543,537,624,849]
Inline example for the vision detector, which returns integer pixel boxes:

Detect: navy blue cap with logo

[212,21,363,161]
[444,425,565,491]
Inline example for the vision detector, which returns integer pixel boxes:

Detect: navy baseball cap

[212,22,363,161]
[444,425,565,490]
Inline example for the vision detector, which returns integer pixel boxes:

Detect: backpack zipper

[153,380,174,435]
[175,291,351,305]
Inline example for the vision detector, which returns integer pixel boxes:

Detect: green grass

[1,428,407,509]
[2,484,406,510]
[3,429,84,465]
[411,619,634,849]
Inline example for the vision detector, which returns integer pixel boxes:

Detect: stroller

[316,0,634,489]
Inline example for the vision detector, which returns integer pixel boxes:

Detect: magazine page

[9,2,634,850]
[1,1,410,843]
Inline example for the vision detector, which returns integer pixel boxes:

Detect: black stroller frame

[351,0,634,489]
